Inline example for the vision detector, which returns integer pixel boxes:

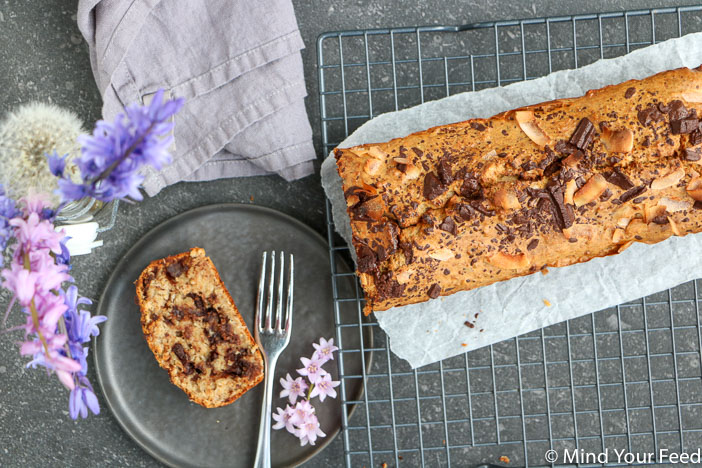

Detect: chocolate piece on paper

[569,118,595,149]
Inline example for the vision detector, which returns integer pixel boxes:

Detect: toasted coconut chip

[396,269,414,284]
[403,164,421,181]
[616,217,631,229]
[612,228,626,243]
[669,216,682,236]
[626,218,646,234]
[360,182,378,194]
[393,157,409,164]
[563,151,584,168]
[493,189,521,210]
[644,204,667,224]
[564,179,578,205]
[651,167,685,190]
[686,177,702,201]
[574,174,608,206]
[428,248,454,261]
[487,251,530,270]
[563,224,597,240]
[658,196,693,212]
[367,146,389,160]
[617,241,634,253]
[364,159,383,176]
[515,110,551,147]
[483,149,498,159]
[682,91,702,103]
[601,127,634,153]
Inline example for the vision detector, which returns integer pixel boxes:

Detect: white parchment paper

[321,33,702,369]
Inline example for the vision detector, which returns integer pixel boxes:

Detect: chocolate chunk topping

[637,105,664,126]
[186,293,205,314]
[667,100,689,121]
[411,147,424,157]
[470,122,487,131]
[423,172,446,200]
[683,147,702,161]
[438,216,457,236]
[460,176,482,199]
[604,168,634,190]
[166,260,186,279]
[671,117,699,134]
[527,239,539,251]
[374,271,406,300]
[464,321,475,328]
[356,244,378,273]
[553,186,574,229]
[652,215,669,225]
[455,203,474,221]
[569,118,595,149]
[695,201,702,210]
[172,343,189,364]
[600,188,613,202]
[619,185,647,203]
[554,140,576,155]
[427,283,442,299]
[437,159,454,185]
[691,130,702,146]
[624,87,636,99]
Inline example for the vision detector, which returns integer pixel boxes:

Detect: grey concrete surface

[1,0,701,467]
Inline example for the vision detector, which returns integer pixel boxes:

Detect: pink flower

[2,264,38,306]
[279,373,308,404]
[272,405,296,433]
[297,356,328,384]
[295,413,326,446]
[309,373,340,402]
[312,337,339,364]
[288,400,315,427]
[10,213,63,254]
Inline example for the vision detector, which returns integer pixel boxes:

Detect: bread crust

[334,66,702,315]
[136,247,263,407]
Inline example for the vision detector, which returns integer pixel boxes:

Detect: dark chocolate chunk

[600,188,613,202]
[667,100,689,121]
[691,129,702,146]
[619,185,647,203]
[423,172,446,200]
[470,122,487,131]
[166,260,186,279]
[554,140,576,155]
[547,185,574,230]
[527,239,539,251]
[455,203,474,221]
[356,244,378,273]
[460,176,482,199]
[695,201,702,210]
[427,283,442,299]
[172,343,189,365]
[437,158,454,185]
[464,320,475,328]
[497,152,507,158]
[637,105,664,126]
[632,196,646,204]
[652,215,669,225]
[671,118,699,134]
[624,87,636,99]
[604,168,634,190]
[569,118,595,149]
[683,147,702,161]
[642,136,651,147]
[438,216,457,236]
[411,147,424,157]
[374,271,406,300]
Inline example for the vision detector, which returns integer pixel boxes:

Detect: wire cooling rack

[318,6,702,467]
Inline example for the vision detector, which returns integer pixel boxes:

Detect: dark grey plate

[94,204,369,468]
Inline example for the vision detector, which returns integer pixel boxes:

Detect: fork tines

[255,251,294,334]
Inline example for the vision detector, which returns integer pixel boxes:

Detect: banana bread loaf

[334,66,702,315]
[136,247,263,407]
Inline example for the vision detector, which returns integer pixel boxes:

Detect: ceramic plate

[94,204,369,467]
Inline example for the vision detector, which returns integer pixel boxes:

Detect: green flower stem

[306,383,315,400]
[23,252,50,356]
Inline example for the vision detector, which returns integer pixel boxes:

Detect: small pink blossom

[312,337,338,364]
[309,373,340,402]
[2,265,38,306]
[272,405,296,433]
[10,213,63,254]
[295,414,325,446]
[297,356,328,384]
[279,373,308,404]
[288,399,315,427]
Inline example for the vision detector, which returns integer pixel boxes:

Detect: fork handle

[253,353,278,468]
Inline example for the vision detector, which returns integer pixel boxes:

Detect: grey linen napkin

[77,0,316,196]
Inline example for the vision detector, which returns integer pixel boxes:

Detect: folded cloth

[77,0,316,196]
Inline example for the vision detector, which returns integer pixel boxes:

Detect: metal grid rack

[318,6,702,467]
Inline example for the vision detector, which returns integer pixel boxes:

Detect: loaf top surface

[334,66,702,314]
[136,247,263,408]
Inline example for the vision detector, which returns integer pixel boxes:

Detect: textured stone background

[1,0,701,467]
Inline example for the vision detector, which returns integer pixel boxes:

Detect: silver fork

[253,251,294,468]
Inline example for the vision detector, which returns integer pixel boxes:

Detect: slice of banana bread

[136,247,263,408]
